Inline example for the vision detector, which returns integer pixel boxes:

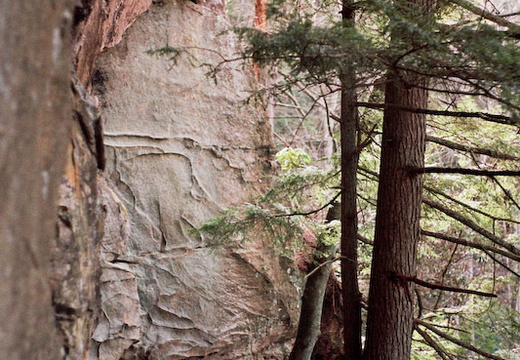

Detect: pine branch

[272,191,342,218]
[421,230,520,262]
[414,167,520,176]
[392,273,497,298]
[415,319,508,360]
[355,102,517,126]
[423,198,520,256]
[427,135,520,161]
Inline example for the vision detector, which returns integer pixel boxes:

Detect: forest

[0,0,518,360]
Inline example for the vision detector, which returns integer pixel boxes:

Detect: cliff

[52,0,302,359]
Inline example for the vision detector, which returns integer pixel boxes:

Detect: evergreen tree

[195,0,520,358]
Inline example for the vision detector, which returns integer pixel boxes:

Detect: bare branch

[501,11,520,18]
[448,0,520,31]
[357,233,374,245]
[356,102,517,126]
[304,255,343,279]
[414,324,454,360]
[489,176,520,212]
[427,135,520,161]
[290,77,342,122]
[415,287,424,320]
[421,229,520,263]
[414,167,520,176]
[434,244,460,309]
[392,273,497,298]
[424,185,520,224]
[272,191,342,218]
[273,131,291,147]
[362,165,520,256]
[415,319,508,360]
[415,83,520,112]
[423,198,520,256]
[480,249,520,277]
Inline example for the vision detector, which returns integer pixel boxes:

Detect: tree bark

[363,6,431,349]
[289,241,337,360]
[0,1,73,359]
[363,70,427,360]
[363,1,435,357]
[340,2,363,359]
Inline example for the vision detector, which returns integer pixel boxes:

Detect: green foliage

[276,147,312,171]
[194,202,306,257]
[460,302,520,355]
[196,157,342,258]
[236,20,379,84]
[235,0,520,122]
[315,219,341,251]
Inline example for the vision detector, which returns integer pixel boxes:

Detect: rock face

[52,81,104,360]
[91,0,301,358]
[51,1,156,358]
[50,0,301,359]
[52,78,137,360]
[73,0,153,87]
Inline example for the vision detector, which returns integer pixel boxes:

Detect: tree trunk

[340,1,363,359]
[363,0,433,357]
[0,1,73,359]
[363,70,428,359]
[289,204,340,360]
[289,241,337,360]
